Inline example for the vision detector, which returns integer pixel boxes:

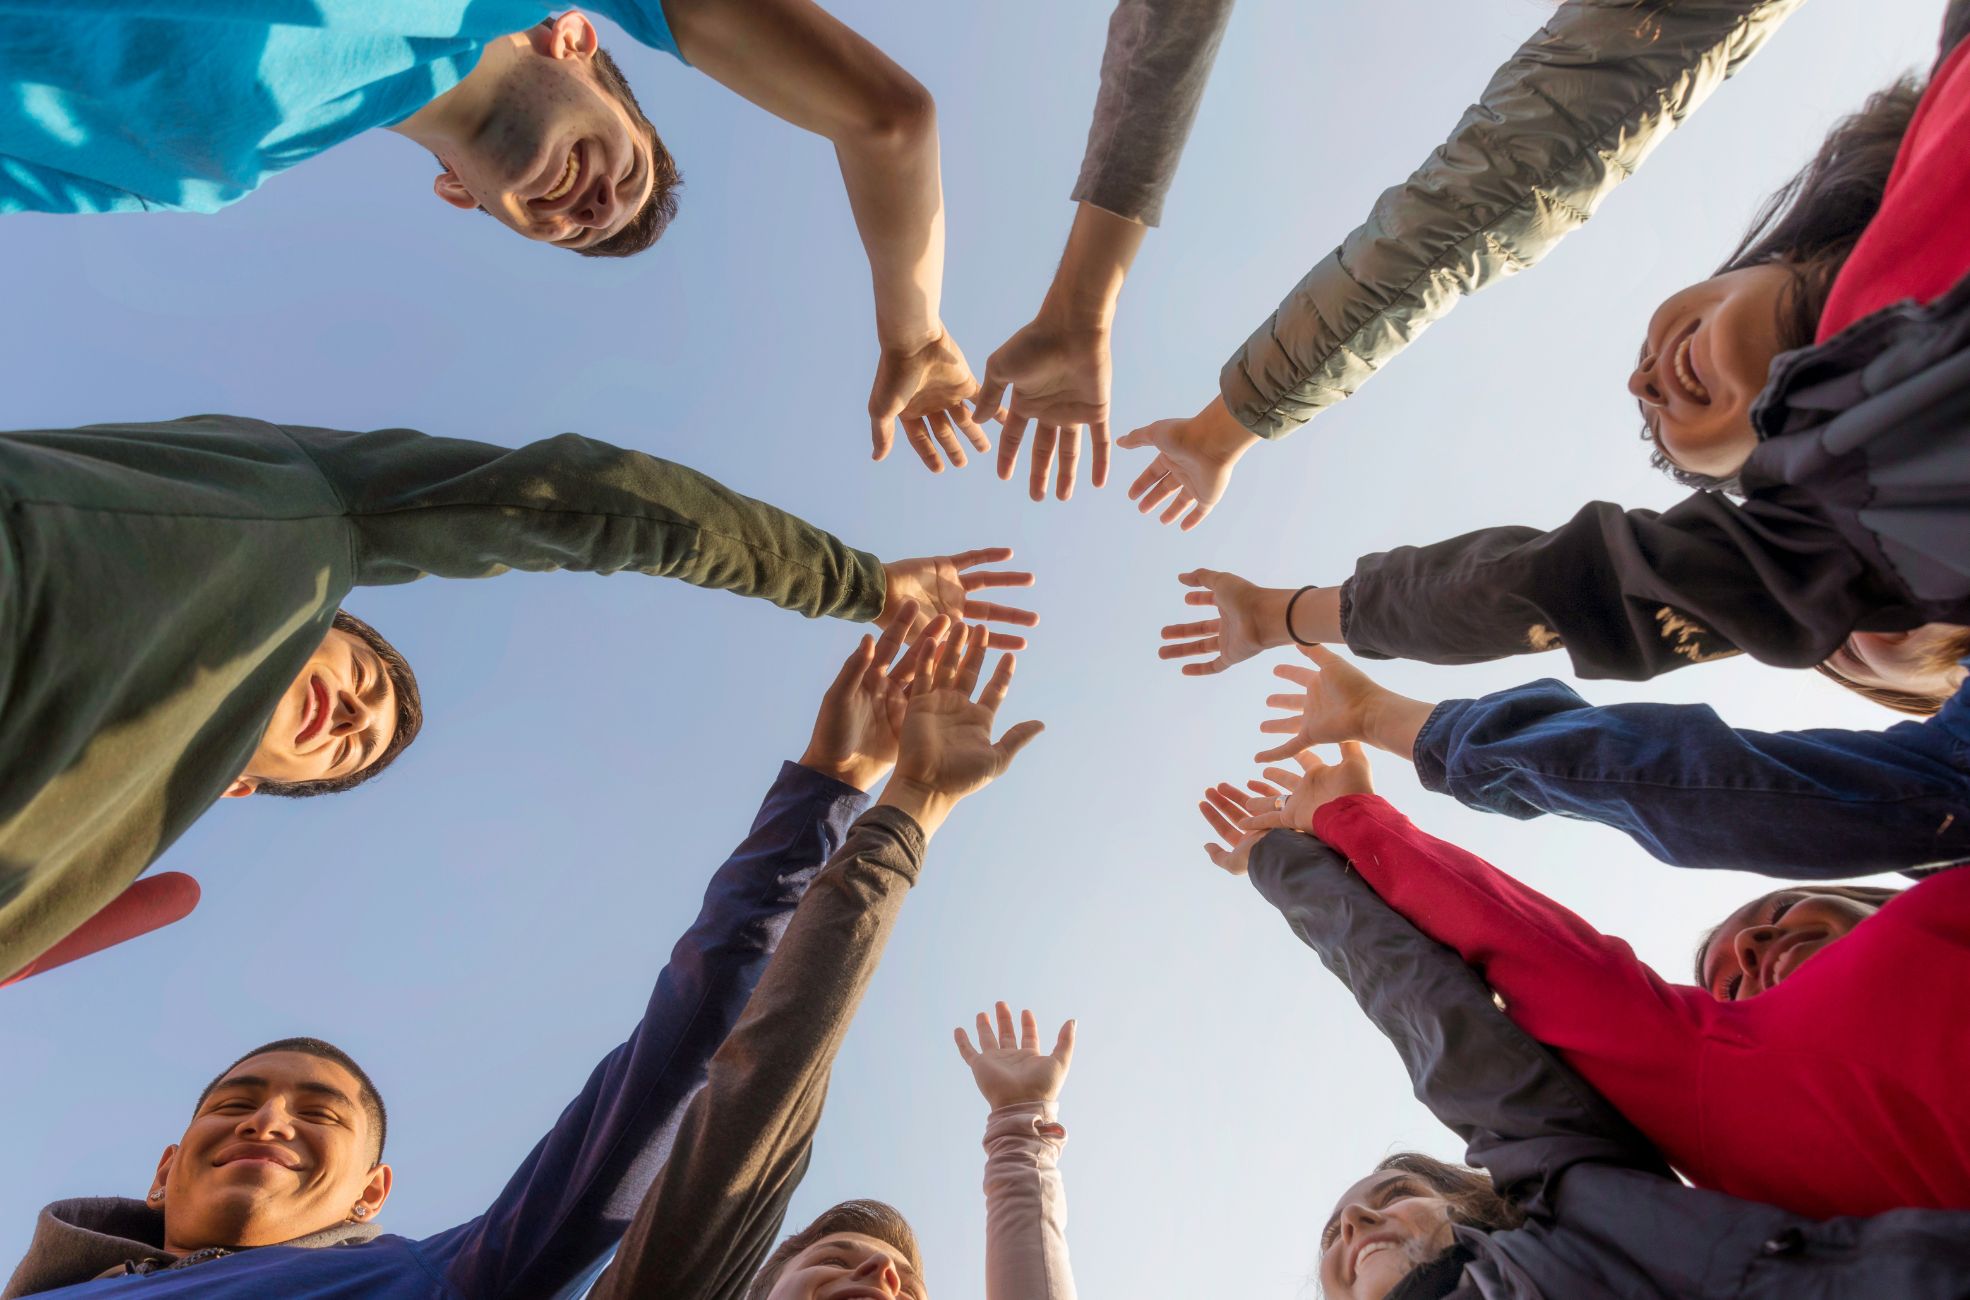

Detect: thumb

[1052,1018,1077,1067]
[1114,424,1152,449]
[1299,643,1342,665]
[870,413,895,461]
[1340,739,1372,771]
[974,364,1010,427]
[1254,734,1309,764]
[992,719,1046,765]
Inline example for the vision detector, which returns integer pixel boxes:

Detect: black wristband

[1285,585,1322,647]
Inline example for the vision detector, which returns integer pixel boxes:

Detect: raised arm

[663,0,984,473]
[1337,493,1919,678]
[1240,828,1671,1211]
[428,758,869,1298]
[592,621,1043,1299]
[955,1003,1080,1300]
[1222,0,1802,438]
[1414,679,1970,877]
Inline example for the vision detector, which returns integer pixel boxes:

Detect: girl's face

[1317,1169,1458,1300]
[1826,626,1970,702]
[1698,889,1885,1002]
[1631,264,1797,479]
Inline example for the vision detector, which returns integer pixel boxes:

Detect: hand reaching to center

[954,1001,1076,1110]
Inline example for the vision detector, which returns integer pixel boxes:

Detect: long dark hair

[1645,78,1924,489]
[1373,1152,1525,1233]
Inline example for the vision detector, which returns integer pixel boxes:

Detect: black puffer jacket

[1338,0,1970,682]
[1248,830,1970,1298]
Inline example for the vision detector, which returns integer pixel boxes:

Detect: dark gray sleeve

[587,807,926,1300]
[1220,0,1804,438]
[1340,492,1918,680]
[1070,0,1237,226]
[1244,829,1671,1213]
[1942,0,1970,68]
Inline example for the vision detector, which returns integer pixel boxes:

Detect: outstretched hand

[1159,569,1283,676]
[881,549,1037,648]
[799,606,925,792]
[1255,645,1389,762]
[869,327,992,472]
[1118,395,1259,531]
[954,1001,1076,1109]
[975,320,1112,502]
[880,620,1045,833]
[1198,743,1376,874]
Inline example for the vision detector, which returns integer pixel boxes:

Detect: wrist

[877,776,958,837]
[1039,203,1144,327]
[1285,586,1342,645]
[1252,587,1297,652]
[1362,692,1436,761]
[797,751,892,794]
[875,315,944,356]
[1194,395,1261,462]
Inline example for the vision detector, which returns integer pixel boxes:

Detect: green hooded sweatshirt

[0,415,886,976]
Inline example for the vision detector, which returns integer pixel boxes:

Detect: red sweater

[1312,794,1970,1219]
[1817,38,1970,339]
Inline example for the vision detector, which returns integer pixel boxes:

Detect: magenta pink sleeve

[982,1101,1077,1300]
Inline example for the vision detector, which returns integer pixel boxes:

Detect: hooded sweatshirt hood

[2,1197,381,1299]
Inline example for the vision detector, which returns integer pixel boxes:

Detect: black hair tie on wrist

[1285,585,1322,647]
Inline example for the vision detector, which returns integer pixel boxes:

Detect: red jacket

[1311,794,1970,1219]
[1818,37,1970,338]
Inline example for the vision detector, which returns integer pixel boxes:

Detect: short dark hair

[1642,78,1924,490]
[1373,1153,1525,1234]
[747,1201,924,1299]
[1690,883,1904,984]
[195,1037,388,1167]
[257,610,424,799]
[575,45,683,258]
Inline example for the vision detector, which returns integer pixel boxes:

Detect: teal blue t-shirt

[0,1,680,214]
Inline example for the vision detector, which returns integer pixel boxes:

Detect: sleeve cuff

[985,1100,1067,1145]
[1411,699,1468,794]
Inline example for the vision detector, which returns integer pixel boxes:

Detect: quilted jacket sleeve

[1220,0,1803,439]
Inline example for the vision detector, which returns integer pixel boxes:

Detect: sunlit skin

[1699,890,1886,1002]
[1317,1170,1458,1300]
[1630,263,1797,479]
[391,13,653,250]
[224,628,397,796]
[764,1232,927,1300]
[148,1052,391,1254]
[1826,626,1970,701]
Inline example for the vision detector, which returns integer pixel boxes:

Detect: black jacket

[1248,830,1970,1298]
[1338,0,1970,682]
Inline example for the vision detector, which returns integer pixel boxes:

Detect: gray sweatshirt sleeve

[1070,0,1237,226]
[588,807,927,1300]
[1220,0,1803,439]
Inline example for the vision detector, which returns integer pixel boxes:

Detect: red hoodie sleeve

[1,873,199,987]
[1309,795,1709,1101]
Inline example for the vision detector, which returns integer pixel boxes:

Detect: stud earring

[148,1189,164,1203]
[352,1204,369,1220]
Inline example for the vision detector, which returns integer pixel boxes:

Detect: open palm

[955,1002,1076,1109]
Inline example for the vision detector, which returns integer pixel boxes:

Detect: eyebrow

[339,649,394,774]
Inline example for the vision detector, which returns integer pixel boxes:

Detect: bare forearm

[1037,203,1147,330]
[836,109,946,346]
[1363,691,1436,761]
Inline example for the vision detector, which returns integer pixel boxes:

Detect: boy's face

[429,13,656,251]
[228,628,397,795]
[766,1233,928,1300]
[1630,263,1797,480]
[151,1051,390,1252]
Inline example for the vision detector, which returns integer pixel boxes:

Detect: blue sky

[0,1,1946,1294]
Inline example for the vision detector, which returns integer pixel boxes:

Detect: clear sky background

[0,1,1947,1295]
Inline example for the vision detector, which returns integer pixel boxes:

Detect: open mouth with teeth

[1671,329,1710,404]
[534,141,586,209]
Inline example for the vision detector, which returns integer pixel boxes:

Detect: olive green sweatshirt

[0,416,886,976]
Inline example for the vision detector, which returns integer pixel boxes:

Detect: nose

[1628,355,1666,408]
[851,1252,902,1296]
[1337,1201,1383,1248]
[1733,924,1780,992]
[574,171,617,229]
[240,1098,297,1141]
[330,686,374,737]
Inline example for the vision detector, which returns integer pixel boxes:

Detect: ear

[220,776,259,799]
[430,168,480,211]
[149,1145,178,1203]
[541,11,599,61]
[359,1164,394,1220]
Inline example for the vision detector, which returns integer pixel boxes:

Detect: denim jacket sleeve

[1416,680,1970,877]
[1245,829,1671,1213]
[420,761,868,1300]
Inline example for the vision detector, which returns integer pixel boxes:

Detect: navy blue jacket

[4,762,867,1300]
[1249,829,1970,1298]
[1414,679,1970,878]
